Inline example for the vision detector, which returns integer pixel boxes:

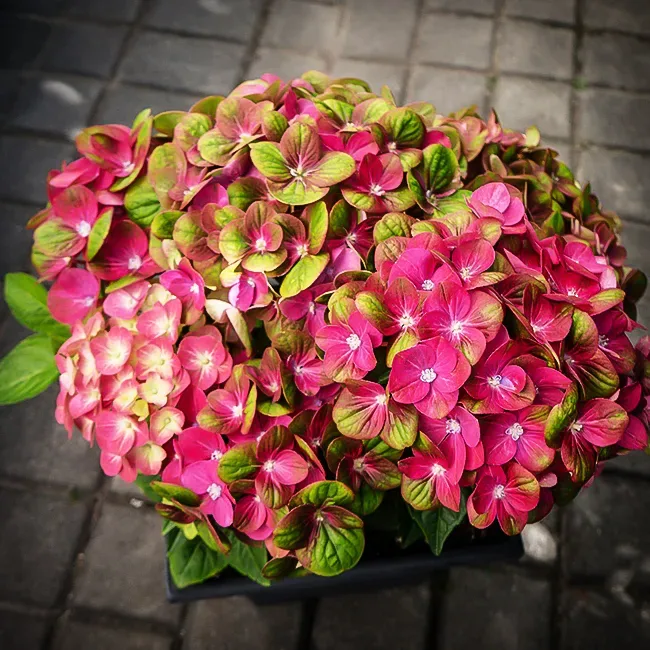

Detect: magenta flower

[176,427,227,465]
[136,299,182,344]
[76,124,137,178]
[321,130,380,162]
[387,247,459,293]
[419,285,503,365]
[468,463,540,535]
[89,219,160,281]
[451,237,497,289]
[233,492,274,541]
[594,310,636,375]
[95,411,147,477]
[90,326,133,376]
[160,258,205,324]
[225,269,269,311]
[102,280,149,320]
[182,460,235,527]
[279,286,327,338]
[483,406,555,472]
[48,158,100,201]
[177,328,232,390]
[48,267,100,325]
[389,338,471,419]
[247,347,284,402]
[467,182,525,229]
[520,289,573,344]
[287,343,330,396]
[315,310,382,382]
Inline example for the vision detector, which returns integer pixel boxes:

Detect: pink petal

[271,449,309,485]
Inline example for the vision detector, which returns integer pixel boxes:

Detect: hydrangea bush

[2,71,649,587]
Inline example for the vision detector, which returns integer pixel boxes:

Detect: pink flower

[225,269,268,311]
[160,259,205,324]
[468,182,525,228]
[95,411,148,477]
[451,238,496,289]
[197,368,255,435]
[389,338,471,419]
[181,460,234,527]
[176,427,227,464]
[287,344,330,397]
[50,185,101,255]
[136,299,182,343]
[90,326,133,375]
[342,153,405,213]
[177,328,232,390]
[388,247,459,293]
[48,267,100,325]
[468,463,540,535]
[315,310,382,382]
[103,281,149,319]
[279,286,327,337]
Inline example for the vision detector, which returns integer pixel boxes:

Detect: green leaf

[4,272,70,340]
[167,528,227,588]
[86,207,113,261]
[190,95,224,116]
[409,490,467,555]
[152,210,184,240]
[290,480,355,507]
[0,334,58,405]
[545,383,578,448]
[124,176,161,227]
[261,556,299,580]
[348,483,384,516]
[218,442,259,483]
[224,529,270,586]
[227,178,267,211]
[381,401,418,450]
[380,108,425,147]
[422,144,458,193]
[401,476,435,510]
[150,481,201,507]
[175,112,212,151]
[373,212,414,244]
[249,142,291,181]
[134,474,162,502]
[153,110,186,136]
[279,253,329,298]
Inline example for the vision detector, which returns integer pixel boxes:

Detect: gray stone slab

[0,488,87,607]
[0,609,50,650]
[564,476,650,585]
[408,66,487,115]
[67,0,142,22]
[561,588,650,649]
[144,0,262,42]
[247,49,327,83]
[0,71,22,117]
[583,32,650,92]
[313,585,430,650]
[505,0,576,24]
[578,147,650,221]
[0,16,52,69]
[426,0,496,14]
[119,31,246,95]
[59,621,173,650]
[578,89,650,150]
[342,0,418,61]
[95,84,201,126]
[3,0,67,16]
[73,503,181,623]
[262,0,340,55]
[330,59,405,99]
[604,452,650,478]
[9,75,103,141]
[619,220,650,274]
[492,77,571,138]
[0,202,36,275]
[584,0,650,36]
[541,138,573,167]
[184,597,301,650]
[0,136,73,203]
[40,23,128,79]
[498,20,574,79]
[415,14,493,69]
[439,568,551,650]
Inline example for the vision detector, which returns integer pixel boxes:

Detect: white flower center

[375,393,388,406]
[487,375,502,388]
[493,484,506,499]
[254,237,267,252]
[76,221,91,237]
[570,422,583,434]
[567,288,579,297]
[386,141,397,152]
[352,458,365,472]
[459,267,472,280]
[446,418,461,435]
[398,313,416,330]
[598,334,609,348]
[190,283,200,295]
[421,279,435,291]
[420,368,437,383]
[83,297,95,307]
[430,463,446,477]
[506,423,524,441]
[346,333,361,350]
[127,255,142,271]
[263,460,276,473]
[450,321,464,336]
[296,243,309,257]
[210,450,223,461]
[122,161,135,175]
[231,403,243,417]
[369,183,385,196]
[207,483,222,500]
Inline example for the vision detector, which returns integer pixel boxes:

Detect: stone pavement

[1,0,650,648]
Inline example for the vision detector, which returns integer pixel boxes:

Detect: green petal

[290,480,355,507]
[309,152,356,187]
[86,207,113,261]
[422,143,459,193]
[249,141,291,181]
[380,107,425,147]
[279,253,329,298]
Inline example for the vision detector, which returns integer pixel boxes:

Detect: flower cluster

[20,71,650,585]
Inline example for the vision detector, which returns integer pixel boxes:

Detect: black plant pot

[166,531,523,605]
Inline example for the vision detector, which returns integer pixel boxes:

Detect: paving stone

[425,0,497,15]
[40,23,128,78]
[439,568,551,650]
[119,31,246,95]
[583,33,650,92]
[415,14,493,69]
[67,0,142,22]
[564,476,650,586]
[262,0,340,55]
[498,20,574,79]
[0,16,51,69]
[577,147,650,221]
[0,380,101,489]
[505,0,576,24]
[95,84,201,125]
[604,452,650,478]
[0,201,35,274]
[561,588,650,649]
[0,136,73,203]
[313,585,430,650]
[620,220,650,274]
[110,475,154,503]
[408,66,487,115]
[247,49,327,83]
[74,503,180,623]
[2,0,67,16]
[583,0,650,36]
[492,77,571,139]
[59,621,173,650]
[0,610,50,650]
[9,75,103,141]
[0,71,22,117]
[0,488,87,607]
[342,0,418,61]
[144,0,262,42]
[184,598,301,650]
[331,59,405,98]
